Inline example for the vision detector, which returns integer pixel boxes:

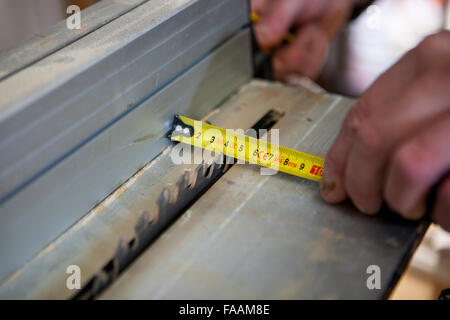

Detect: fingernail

[353,200,381,215]
[405,202,426,220]
[319,178,336,195]
[320,166,337,196]
[319,167,347,203]
[254,24,271,46]
[272,57,286,80]
[353,200,371,215]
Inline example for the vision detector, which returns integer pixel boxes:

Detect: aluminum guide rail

[0,80,284,299]
[0,0,251,282]
[0,0,248,201]
[0,0,152,81]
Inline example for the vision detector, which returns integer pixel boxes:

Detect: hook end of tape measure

[168,114,195,140]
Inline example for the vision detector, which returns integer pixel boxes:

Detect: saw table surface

[0,80,427,299]
[96,80,427,299]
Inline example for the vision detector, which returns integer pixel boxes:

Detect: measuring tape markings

[170,115,324,182]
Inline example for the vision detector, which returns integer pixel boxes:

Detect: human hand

[320,31,450,231]
[251,0,355,80]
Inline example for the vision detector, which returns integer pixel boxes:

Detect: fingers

[253,0,306,50]
[433,177,450,232]
[252,0,352,50]
[252,0,353,78]
[384,113,450,220]
[323,84,450,215]
[319,68,413,209]
[319,102,365,204]
[271,0,352,81]
[343,105,384,214]
[316,29,450,232]
[272,24,328,80]
[250,0,271,15]
[321,34,450,216]
[341,72,450,214]
[314,0,353,40]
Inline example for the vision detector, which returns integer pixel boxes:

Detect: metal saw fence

[0,0,252,285]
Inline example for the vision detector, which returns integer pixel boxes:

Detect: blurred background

[319,0,449,96]
[0,0,448,97]
[0,0,449,299]
[0,0,98,53]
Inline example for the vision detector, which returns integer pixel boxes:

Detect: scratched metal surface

[0,0,248,201]
[0,0,250,283]
[0,0,151,81]
[100,81,427,300]
[0,80,288,299]
[0,27,252,284]
[0,81,426,298]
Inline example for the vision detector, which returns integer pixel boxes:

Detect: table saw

[0,0,427,299]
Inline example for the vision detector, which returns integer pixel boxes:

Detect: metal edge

[0,28,253,285]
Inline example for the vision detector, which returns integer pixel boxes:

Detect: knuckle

[391,143,430,187]
[345,101,383,156]
[414,31,450,65]
[418,32,444,53]
[355,124,382,157]
[344,101,369,133]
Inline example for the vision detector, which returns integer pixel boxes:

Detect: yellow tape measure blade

[169,115,324,182]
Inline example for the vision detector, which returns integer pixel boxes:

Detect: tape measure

[169,115,324,182]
